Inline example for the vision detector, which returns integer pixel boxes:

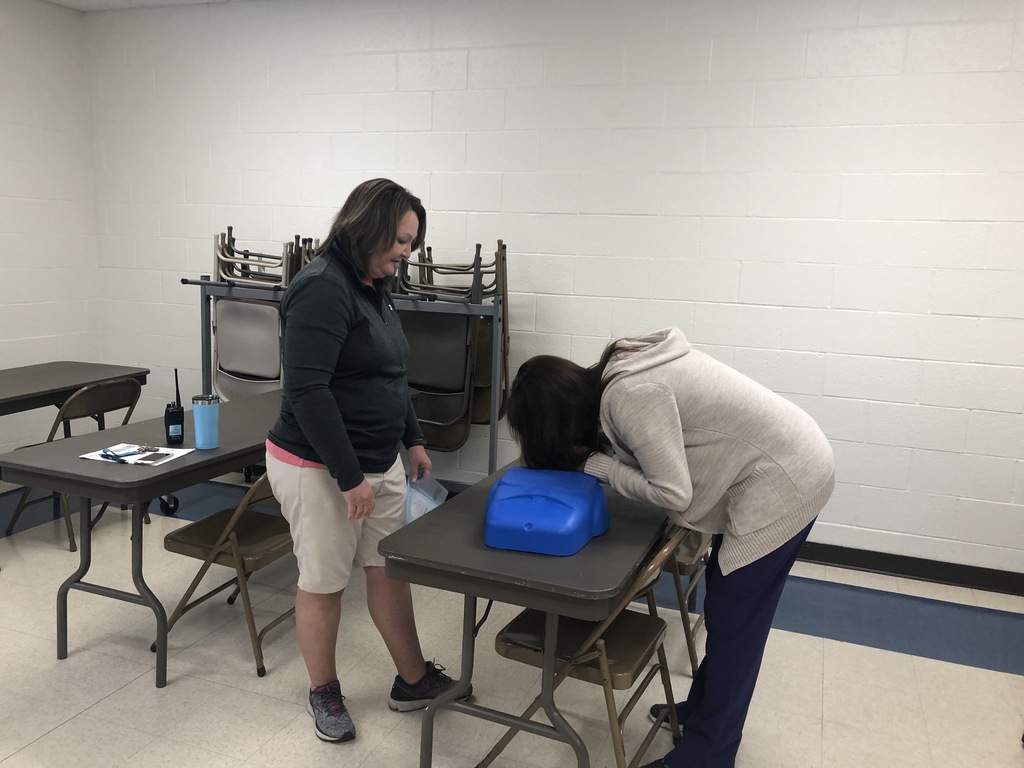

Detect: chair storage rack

[392,241,510,453]
[182,261,506,476]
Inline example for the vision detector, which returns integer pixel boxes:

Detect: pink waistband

[265,439,327,469]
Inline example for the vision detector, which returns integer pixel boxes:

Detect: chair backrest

[48,378,142,441]
[569,523,689,652]
[212,297,282,401]
[207,473,279,553]
[396,239,510,448]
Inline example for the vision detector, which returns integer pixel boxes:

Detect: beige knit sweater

[584,328,835,575]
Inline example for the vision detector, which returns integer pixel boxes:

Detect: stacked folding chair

[214,228,320,283]
[210,228,314,402]
[393,241,510,452]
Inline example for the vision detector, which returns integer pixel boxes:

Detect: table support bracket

[56,498,169,687]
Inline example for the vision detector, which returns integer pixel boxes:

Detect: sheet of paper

[80,444,194,466]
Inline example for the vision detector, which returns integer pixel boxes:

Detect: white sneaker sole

[388,689,473,713]
[648,705,675,731]
[307,698,356,742]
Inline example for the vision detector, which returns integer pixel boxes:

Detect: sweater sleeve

[589,382,694,513]
[280,278,363,491]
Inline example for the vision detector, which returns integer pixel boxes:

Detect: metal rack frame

[181,275,505,474]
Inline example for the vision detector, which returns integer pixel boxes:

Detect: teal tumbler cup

[192,394,220,450]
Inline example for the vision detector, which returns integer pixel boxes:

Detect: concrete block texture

[1,0,1021,571]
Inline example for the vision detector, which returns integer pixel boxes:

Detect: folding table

[378,465,668,768]
[0,390,281,687]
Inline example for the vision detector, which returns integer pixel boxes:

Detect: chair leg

[90,501,146,532]
[669,559,701,673]
[5,487,33,536]
[59,494,77,552]
[165,559,218,633]
[257,606,296,650]
[152,554,226,654]
[90,502,111,530]
[229,534,267,676]
[594,639,628,768]
[654,642,680,739]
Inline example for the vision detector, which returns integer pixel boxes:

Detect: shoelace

[315,687,347,717]
[423,663,455,692]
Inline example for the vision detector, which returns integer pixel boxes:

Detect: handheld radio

[164,369,184,445]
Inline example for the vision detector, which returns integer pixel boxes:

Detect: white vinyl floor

[0,491,1022,768]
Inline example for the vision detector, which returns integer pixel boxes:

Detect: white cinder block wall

[0,0,101,448]
[1,0,1022,573]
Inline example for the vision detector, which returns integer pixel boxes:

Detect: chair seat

[164,508,291,570]
[495,607,667,690]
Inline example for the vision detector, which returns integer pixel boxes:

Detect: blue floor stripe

[651,572,1024,676]
[780,576,1024,675]
[4,485,1022,675]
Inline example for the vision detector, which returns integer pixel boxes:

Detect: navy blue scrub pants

[663,519,816,768]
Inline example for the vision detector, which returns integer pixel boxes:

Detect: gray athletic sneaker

[307,680,356,742]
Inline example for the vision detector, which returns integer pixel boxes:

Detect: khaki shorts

[265,451,406,594]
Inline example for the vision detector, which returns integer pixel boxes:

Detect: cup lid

[192,394,221,404]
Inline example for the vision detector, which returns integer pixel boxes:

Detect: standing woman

[506,328,834,768]
[266,179,468,745]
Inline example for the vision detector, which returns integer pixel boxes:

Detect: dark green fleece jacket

[267,249,423,491]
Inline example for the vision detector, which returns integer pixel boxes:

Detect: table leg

[476,612,590,768]
[541,612,588,767]
[420,595,478,768]
[130,503,168,687]
[55,499,169,687]
[57,496,94,660]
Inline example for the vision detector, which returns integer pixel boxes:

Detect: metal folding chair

[485,525,689,768]
[160,474,295,677]
[6,378,142,552]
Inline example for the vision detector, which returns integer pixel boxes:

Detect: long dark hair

[506,340,625,470]
[320,178,426,277]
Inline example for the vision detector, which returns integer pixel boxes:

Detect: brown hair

[506,340,629,470]
[505,355,599,470]
[320,178,426,277]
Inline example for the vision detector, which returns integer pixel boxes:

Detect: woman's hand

[407,444,432,482]
[343,479,375,520]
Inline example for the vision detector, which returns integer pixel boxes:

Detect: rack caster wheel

[158,495,179,515]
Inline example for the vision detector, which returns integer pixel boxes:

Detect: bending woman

[506,328,834,768]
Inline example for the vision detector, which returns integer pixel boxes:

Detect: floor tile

[972,589,1024,613]
[0,713,155,768]
[124,737,247,768]
[897,579,979,606]
[1,489,1022,768]
[824,565,903,592]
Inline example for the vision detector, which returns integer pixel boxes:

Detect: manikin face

[365,209,419,280]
